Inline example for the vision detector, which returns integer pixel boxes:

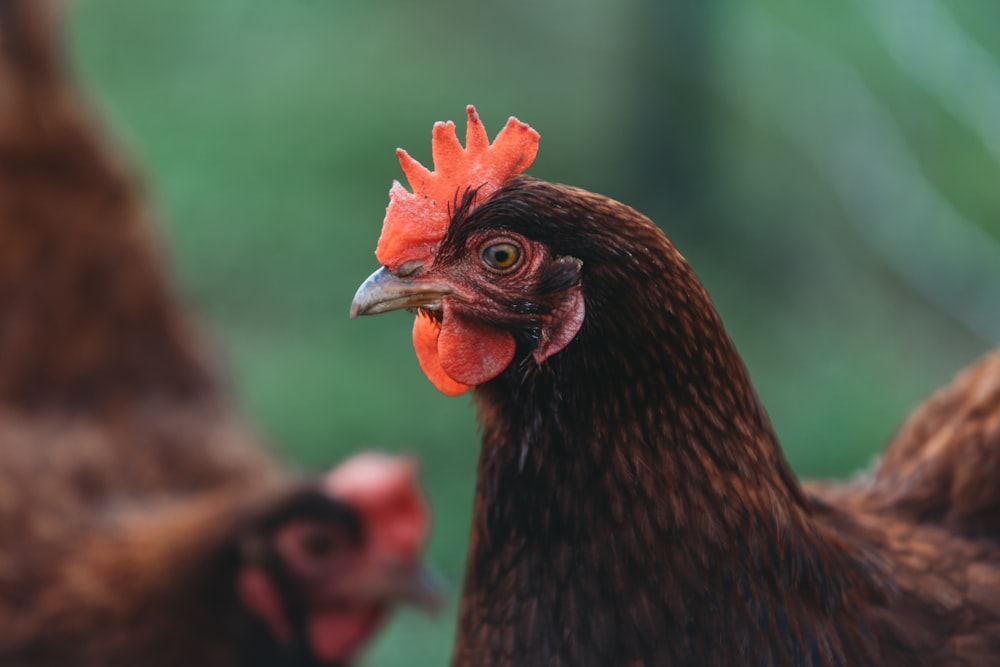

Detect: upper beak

[350,266,451,318]
[349,562,445,612]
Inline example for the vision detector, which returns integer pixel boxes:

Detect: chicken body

[354,167,1000,665]
[0,2,434,665]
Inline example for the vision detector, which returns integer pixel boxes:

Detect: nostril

[394,261,423,278]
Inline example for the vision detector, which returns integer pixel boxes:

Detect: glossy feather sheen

[439,177,1000,666]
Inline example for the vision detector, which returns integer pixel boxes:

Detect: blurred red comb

[375,105,539,269]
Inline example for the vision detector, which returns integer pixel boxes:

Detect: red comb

[375,105,540,269]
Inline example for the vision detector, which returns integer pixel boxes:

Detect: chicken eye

[301,527,338,558]
[482,243,521,271]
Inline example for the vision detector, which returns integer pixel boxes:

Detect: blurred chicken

[352,107,1000,666]
[0,2,436,665]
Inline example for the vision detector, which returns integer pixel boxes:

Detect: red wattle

[308,608,384,664]
[412,316,471,396]
[411,309,516,395]
[438,307,516,386]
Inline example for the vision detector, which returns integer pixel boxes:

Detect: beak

[354,562,445,612]
[396,565,445,612]
[350,266,451,319]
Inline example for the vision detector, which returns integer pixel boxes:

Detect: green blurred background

[65,0,999,663]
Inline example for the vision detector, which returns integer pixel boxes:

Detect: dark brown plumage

[354,172,1000,666]
[0,3,434,665]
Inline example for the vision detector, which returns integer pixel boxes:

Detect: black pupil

[487,244,517,268]
[302,528,337,558]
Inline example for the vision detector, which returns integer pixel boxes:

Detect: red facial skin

[408,230,585,396]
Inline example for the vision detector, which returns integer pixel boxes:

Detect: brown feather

[869,349,1000,531]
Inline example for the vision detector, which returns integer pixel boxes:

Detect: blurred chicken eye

[301,527,338,558]
[482,243,521,270]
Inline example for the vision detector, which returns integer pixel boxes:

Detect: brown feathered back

[868,350,1000,532]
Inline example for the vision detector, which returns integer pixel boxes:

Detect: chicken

[351,106,1000,666]
[0,2,436,665]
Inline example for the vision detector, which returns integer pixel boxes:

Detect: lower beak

[397,565,445,611]
[356,563,444,612]
[350,266,451,318]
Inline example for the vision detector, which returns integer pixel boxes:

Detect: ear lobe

[533,286,585,364]
[237,566,292,643]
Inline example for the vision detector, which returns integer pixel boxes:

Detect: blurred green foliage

[66,0,999,663]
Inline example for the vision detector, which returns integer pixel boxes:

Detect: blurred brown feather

[870,350,1000,531]
[0,2,434,665]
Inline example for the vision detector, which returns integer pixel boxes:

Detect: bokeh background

[65,1,999,663]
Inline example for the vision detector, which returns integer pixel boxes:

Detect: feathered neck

[453,181,882,666]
